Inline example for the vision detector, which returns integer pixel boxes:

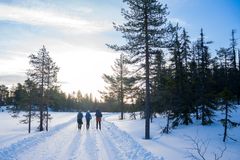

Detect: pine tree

[168,25,192,126]
[216,46,240,142]
[189,43,201,120]
[101,54,134,120]
[151,50,166,114]
[196,29,215,125]
[45,56,59,131]
[23,79,38,133]
[108,0,169,139]
[27,45,59,131]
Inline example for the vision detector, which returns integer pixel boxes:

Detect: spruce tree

[151,50,166,114]
[168,25,192,126]
[108,0,169,139]
[196,29,215,125]
[216,47,239,142]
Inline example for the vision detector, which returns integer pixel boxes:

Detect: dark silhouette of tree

[108,0,169,139]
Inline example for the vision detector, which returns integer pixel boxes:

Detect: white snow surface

[106,108,240,160]
[1,107,240,160]
[0,111,162,160]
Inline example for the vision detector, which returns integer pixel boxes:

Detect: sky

[0,0,239,99]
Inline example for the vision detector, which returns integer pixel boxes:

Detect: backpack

[77,112,83,119]
[96,110,102,117]
[86,112,92,120]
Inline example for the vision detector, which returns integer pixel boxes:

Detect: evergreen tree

[216,46,239,142]
[12,83,28,114]
[0,85,9,106]
[151,50,166,114]
[228,30,239,104]
[169,25,192,126]
[101,54,134,120]
[22,79,38,133]
[27,45,59,131]
[196,29,215,125]
[181,28,191,68]
[108,0,169,139]
[189,43,201,120]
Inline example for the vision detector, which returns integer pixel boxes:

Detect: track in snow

[0,116,162,160]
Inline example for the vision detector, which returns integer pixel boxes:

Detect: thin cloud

[0,4,111,33]
[0,50,26,60]
[169,17,189,27]
[0,74,26,85]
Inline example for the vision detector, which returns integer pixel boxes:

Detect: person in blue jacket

[85,111,92,130]
[77,111,83,130]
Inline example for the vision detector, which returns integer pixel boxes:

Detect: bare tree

[186,136,226,160]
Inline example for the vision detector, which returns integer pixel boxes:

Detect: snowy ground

[0,107,239,160]
[106,108,240,160]
[0,110,161,160]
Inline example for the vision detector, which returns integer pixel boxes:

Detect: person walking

[95,109,102,130]
[77,111,83,130]
[85,111,92,130]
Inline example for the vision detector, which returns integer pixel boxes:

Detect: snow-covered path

[0,116,162,160]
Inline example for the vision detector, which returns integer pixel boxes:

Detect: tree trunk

[223,103,228,142]
[237,94,240,105]
[144,2,150,139]
[46,106,48,131]
[120,57,124,120]
[196,105,199,120]
[28,105,31,133]
[166,111,170,134]
[39,51,45,132]
[201,105,205,125]
[145,47,150,139]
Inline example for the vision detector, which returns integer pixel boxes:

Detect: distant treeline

[0,84,135,112]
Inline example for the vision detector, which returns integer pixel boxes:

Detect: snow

[106,107,240,160]
[0,111,162,160]
[0,107,239,160]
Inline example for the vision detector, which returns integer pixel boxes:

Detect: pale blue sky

[0,0,239,98]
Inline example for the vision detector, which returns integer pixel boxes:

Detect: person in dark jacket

[95,109,102,130]
[77,111,83,130]
[85,111,92,130]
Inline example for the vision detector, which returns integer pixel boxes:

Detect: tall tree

[45,56,59,131]
[196,29,215,125]
[216,47,238,142]
[27,45,59,131]
[169,25,192,126]
[101,54,134,120]
[108,0,169,139]
[228,30,239,104]
[189,42,201,120]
